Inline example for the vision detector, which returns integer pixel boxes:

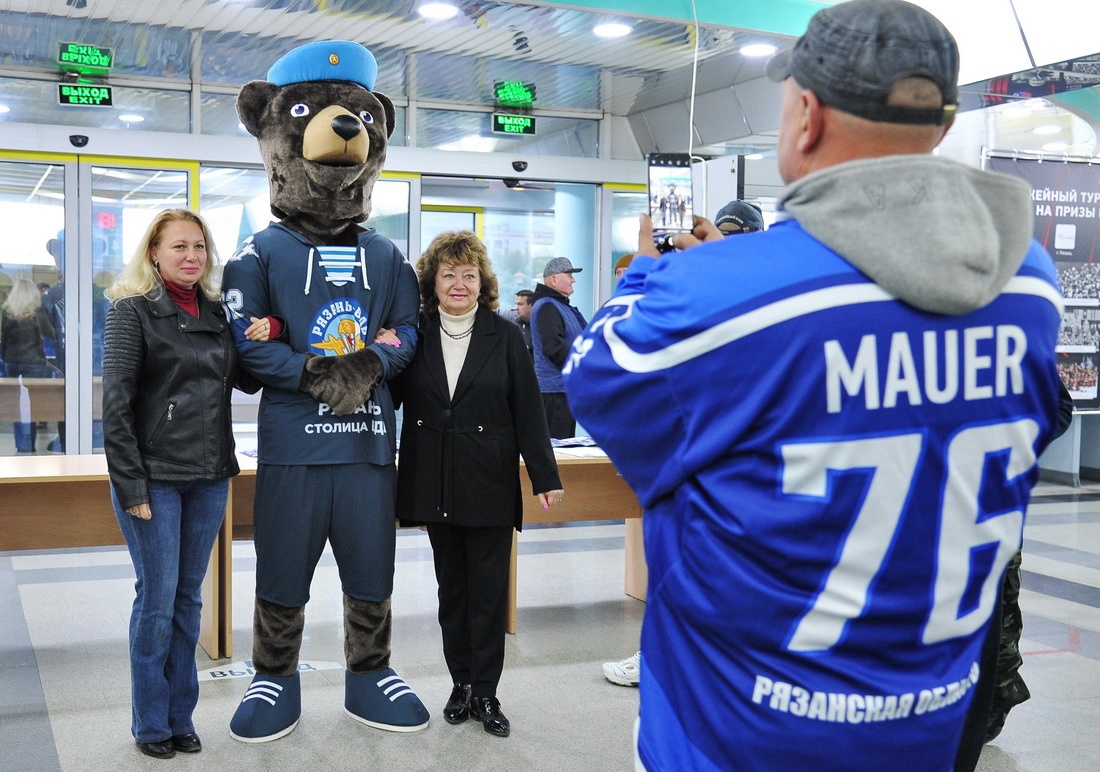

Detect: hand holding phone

[647,153,695,243]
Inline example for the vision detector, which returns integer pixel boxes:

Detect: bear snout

[331,114,362,141]
[302,105,371,166]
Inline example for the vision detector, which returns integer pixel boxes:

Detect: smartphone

[646,152,695,241]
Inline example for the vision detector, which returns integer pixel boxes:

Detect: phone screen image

[647,154,694,238]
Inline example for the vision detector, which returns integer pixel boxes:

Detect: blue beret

[267,40,378,91]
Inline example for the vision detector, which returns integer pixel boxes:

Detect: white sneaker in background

[602,651,641,686]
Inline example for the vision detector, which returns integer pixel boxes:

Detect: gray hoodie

[779,155,1035,316]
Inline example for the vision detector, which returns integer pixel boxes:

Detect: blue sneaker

[229,672,301,743]
[344,668,429,732]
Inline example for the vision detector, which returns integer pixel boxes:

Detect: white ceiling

[1,1,1099,161]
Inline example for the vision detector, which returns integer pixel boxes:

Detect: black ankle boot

[469,695,510,737]
[443,683,471,724]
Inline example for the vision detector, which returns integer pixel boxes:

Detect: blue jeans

[112,478,228,743]
[5,362,52,452]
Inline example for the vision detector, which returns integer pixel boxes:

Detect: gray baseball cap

[765,0,959,126]
[543,257,582,277]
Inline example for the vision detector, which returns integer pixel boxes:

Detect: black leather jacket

[102,287,253,510]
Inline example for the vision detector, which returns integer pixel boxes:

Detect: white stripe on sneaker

[241,680,284,706]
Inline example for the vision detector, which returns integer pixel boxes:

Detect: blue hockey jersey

[222,223,419,465]
[563,157,1063,771]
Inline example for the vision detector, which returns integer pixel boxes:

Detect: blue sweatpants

[252,462,396,606]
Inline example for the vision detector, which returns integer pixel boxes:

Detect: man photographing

[564,2,1063,770]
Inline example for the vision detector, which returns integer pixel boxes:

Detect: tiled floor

[3,483,1100,771]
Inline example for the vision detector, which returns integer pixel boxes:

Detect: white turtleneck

[438,306,477,398]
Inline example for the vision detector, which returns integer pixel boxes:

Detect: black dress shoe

[136,740,176,759]
[469,696,510,737]
[443,683,471,724]
[171,732,202,753]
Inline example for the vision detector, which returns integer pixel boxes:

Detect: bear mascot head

[236,40,396,245]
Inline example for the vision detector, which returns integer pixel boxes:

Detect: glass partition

[0,160,66,456]
[609,188,648,294]
[422,177,598,318]
[422,210,478,252]
[90,166,191,450]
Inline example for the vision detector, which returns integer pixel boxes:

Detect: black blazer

[394,306,560,530]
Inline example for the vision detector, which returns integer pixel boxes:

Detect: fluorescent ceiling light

[1042,142,1070,152]
[909,1,1031,84]
[0,104,10,113]
[744,153,765,160]
[1033,125,1061,135]
[418,2,458,20]
[119,114,144,122]
[438,135,499,153]
[593,22,632,38]
[740,44,777,57]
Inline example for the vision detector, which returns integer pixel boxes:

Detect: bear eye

[290,104,310,117]
[359,111,374,125]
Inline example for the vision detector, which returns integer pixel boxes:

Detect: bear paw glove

[299,348,384,415]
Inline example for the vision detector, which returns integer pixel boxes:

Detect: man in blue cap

[564,2,1062,770]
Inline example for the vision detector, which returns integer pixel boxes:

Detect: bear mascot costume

[222,40,428,742]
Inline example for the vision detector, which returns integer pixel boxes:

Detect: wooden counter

[0,377,103,422]
[1,450,645,655]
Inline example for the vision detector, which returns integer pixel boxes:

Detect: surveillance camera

[503,178,520,189]
[511,160,528,173]
[69,134,89,148]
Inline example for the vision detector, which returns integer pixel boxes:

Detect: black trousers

[542,391,576,439]
[952,585,1005,771]
[427,522,514,699]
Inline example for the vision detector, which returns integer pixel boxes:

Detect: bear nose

[331,114,362,141]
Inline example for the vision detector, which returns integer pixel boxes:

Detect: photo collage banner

[987,155,1100,407]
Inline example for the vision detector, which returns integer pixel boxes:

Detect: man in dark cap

[564,2,1062,770]
[713,200,765,236]
[530,257,588,438]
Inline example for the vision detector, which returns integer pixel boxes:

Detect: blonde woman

[102,208,271,759]
[1,277,56,452]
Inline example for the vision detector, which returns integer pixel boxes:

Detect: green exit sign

[58,84,114,107]
[493,80,536,107]
[58,43,113,73]
[492,113,536,136]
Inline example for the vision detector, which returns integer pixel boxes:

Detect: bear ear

[237,80,279,137]
[372,91,396,140]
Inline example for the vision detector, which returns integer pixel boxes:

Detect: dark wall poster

[986,155,1100,407]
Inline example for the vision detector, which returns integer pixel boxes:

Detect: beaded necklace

[440,318,474,340]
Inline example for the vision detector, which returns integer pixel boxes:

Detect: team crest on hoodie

[309,298,368,357]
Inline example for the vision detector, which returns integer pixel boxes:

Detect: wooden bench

[0,451,645,658]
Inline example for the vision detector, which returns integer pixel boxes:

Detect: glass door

[85,163,193,451]
[0,152,195,455]
[0,158,69,456]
